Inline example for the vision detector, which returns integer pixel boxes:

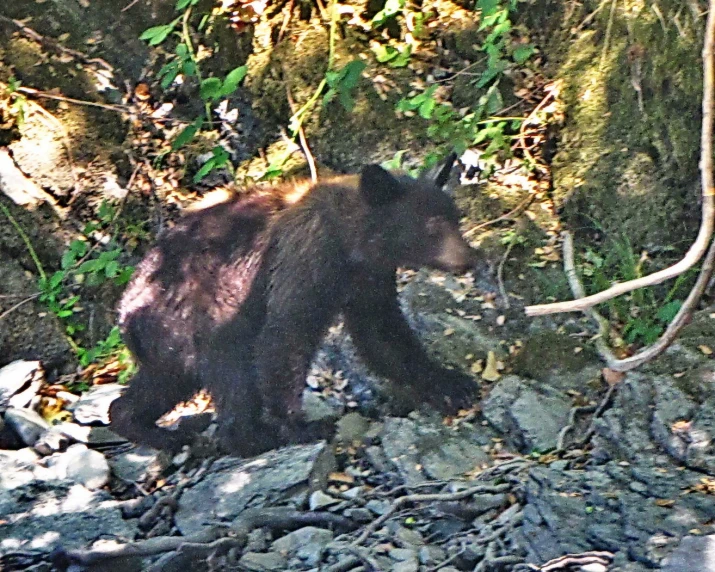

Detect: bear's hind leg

[109,368,200,452]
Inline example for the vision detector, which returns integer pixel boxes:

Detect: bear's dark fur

[110,156,479,456]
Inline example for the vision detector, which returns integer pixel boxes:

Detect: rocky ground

[2,283,715,571]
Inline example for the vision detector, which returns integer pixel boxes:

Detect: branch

[525,0,715,318]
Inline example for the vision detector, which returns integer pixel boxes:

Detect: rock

[51,444,110,490]
[380,416,491,484]
[0,360,43,408]
[309,490,339,510]
[419,545,446,565]
[335,412,371,444]
[0,253,72,373]
[0,479,133,559]
[239,551,287,571]
[4,407,51,446]
[176,442,336,536]
[33,427,70,455]
[302,389,341,423]
[482,375,572,452]
[70,383,124,425]
[272,526,334,566]
[392,560,419,572]
[661,536,715,572]
[390,547,418,561]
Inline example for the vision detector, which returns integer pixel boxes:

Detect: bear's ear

[420,152,458,189]
[359,164,405,206]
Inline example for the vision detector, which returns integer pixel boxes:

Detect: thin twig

[0,202,46,280]
[464,193,535,238]
[0,293,40,322]
[121,0,141,11]
[497,241,514,308]
[526,0,715,318]
[352,484,510,546]
[518,88,556,172]
[285,83,318,182]
[14,85,128,114]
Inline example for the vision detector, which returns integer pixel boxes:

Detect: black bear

[110,155,479,456]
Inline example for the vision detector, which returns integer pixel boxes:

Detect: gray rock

[0,480,133,558]
[0,360,43,408]
[239,551,287,571]
[335,412,371,443]
[309,490,339,510]
[390,547,418,561]
[176,442,336,536]
[392,560,419,572]
[272,526,334,566]
[33,427,70,455]
[482,375,571,452]
[4,407,51,446]
[380,416,490,484]
[419,545,446,564]
[302,389,341,424]
[52,444,110,490]
[109,445,168,483]
[70,383,124,425]
[661,535,715,572]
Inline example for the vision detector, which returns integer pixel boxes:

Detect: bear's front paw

[428,369,477,415]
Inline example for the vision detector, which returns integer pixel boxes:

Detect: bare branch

[525,0,715,318]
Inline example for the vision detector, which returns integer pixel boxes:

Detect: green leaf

[220,66,248,97]
[374,45,398,63]
[172,117,202,150]
[77,259,100,274]
[372,0,406,27]
[49,271,65,290]
[200,77,222,101]
[61,250,76,270]
[115,266,135,286]
[175,0,199,9]
[484,85,504,115]
[176,43,188,57]
[139,20,179,46]
[477,0,500,18]
[182,60,197,78]
[339,60,366,90]
[381,150,406,170]
[105,261,119,278]
[193,158,217,183]
[657,300,682,323]
[513,44,535,64]
[418,96,436,119]
[389,45,412,68]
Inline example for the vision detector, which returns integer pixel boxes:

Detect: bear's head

[358,154,479,274]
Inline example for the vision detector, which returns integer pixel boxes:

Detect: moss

[535,0,703,252]
[512,330,598,381]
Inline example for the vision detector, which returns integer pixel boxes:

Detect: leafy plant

[389,0,533,169]
[580,232,690,347]
[140,1,248,182]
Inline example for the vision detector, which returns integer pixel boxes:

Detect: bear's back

[118,192,285,367]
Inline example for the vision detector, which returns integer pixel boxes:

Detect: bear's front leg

[344,270,477,415]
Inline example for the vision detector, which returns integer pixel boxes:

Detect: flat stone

[0,360,42,408]
[661,535,715,572]
[239,551,287,571]
[4,407,51,446]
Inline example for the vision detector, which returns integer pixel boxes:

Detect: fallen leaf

[482,351,501,382]
[496,315,506,326]
[655,499,675,508]
[602,368,625,386]
[471,360,484,374]
[698,345,713,355]
[443,328,455,336]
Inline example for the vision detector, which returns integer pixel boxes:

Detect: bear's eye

[426,217,445,236]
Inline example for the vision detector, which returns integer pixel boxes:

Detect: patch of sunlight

[221,470,252,494]
[30,531,61,550]
[61,484,97,512]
